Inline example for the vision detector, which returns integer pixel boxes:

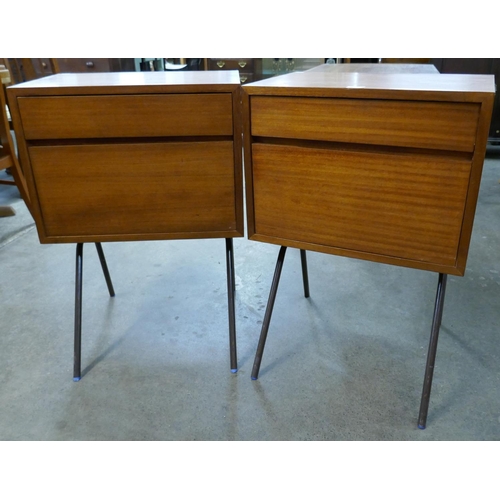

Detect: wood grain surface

[251,96,480,152]
[252,143,471,267]
[29,141,237,239]
[8,71,244,243]
[243,70,495,275]
[19,94,233,140]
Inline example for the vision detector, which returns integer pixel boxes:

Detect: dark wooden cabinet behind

[53,58,136,73]
[207,58,255,83]
[432,59,499,141]
[6,58,136,84]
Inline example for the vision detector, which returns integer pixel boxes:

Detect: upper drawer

[209,59,254,71]
[18,93,234,140]
[54,58,112,73]
[250,96,480,152]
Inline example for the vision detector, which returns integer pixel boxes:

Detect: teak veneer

[242,64,495,428]
[6,64,497,428]
[7,71,244,378]
[8,71,244,243]
[243,68,495,276]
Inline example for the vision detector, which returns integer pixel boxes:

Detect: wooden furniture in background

[5,59,136,83]
[206,59,326,83]
[207,58,255,83]
[0,64,31,216]
[380,58,431,64]
[8,71,244,379]
[242,64,495,428]
[4,58,55,83]
[340,58,380,64]
[52,58,113,73]
[52,58,136,73]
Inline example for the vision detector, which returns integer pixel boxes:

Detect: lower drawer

[251,143,472,267]
[28,141,238,240]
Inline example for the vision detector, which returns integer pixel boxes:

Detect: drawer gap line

[27,136,235,147]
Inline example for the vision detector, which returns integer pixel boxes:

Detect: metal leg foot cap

[251,376,258,381]
[231,368,238,373]
[418,424,426,430]
[73,377,81,382]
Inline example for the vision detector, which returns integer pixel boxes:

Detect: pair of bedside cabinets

[7,66,495,428]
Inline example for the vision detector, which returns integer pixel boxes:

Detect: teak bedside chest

[242,65,495,428]
[8,71,244,379]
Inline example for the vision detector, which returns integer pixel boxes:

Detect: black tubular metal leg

[300,249,310,298]
[251,246,288,380]
[418,273,448,429]
[74,243,84,381]
[231,240,236,293]
[95,243,115,297]
[225,238,237,373]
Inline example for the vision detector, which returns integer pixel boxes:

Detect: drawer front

[29,141,237,238]
[54,58,112,72]
[209,59,254,71]
[251,143,471,267]
[18,93,234,140]
[251,96,480,152]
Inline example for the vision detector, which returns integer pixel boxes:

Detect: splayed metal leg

[95,243,115,297]
[226,238,237,373]
[251,246,288,380]
[73,243,115,381]
[418,273,448,429]
[300,249,310,298]
[73,243,84,381]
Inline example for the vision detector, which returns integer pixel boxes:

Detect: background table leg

[95,243,115,297]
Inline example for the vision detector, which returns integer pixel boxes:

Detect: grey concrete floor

[1,152,500,441]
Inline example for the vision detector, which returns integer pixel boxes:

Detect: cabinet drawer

[29,141,237,238]
[18,93,234,140]
[251,143,471,266]
[54,58,112,73]
[209,59,254,71]
[250,96,480,152]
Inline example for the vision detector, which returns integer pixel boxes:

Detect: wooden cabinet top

[243,68,495,101]
[8,71,241,96]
